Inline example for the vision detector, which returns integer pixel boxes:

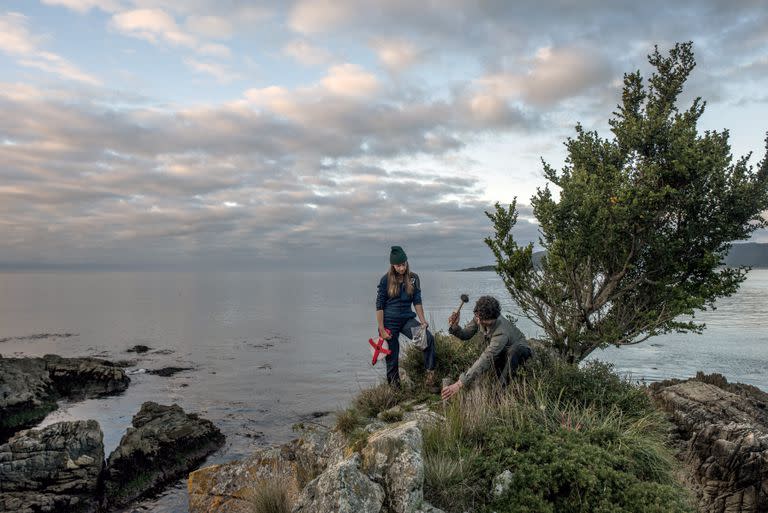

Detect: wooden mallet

[455,294,469,314]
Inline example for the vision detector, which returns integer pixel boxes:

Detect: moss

[378,407,404,423]
[105,469,158,503]
[347,428,369,454]
[0,401,58,440]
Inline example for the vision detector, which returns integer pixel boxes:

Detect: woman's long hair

[387,262,414,298]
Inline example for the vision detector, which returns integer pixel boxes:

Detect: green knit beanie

[390,246,407,265]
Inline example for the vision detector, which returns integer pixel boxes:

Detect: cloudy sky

[1,1,767,271]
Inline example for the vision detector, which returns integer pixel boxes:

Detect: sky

[1,1,767,271]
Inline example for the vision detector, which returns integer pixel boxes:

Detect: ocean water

[0,269,766,512]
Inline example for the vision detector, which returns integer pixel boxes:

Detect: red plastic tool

[368,329,392,365]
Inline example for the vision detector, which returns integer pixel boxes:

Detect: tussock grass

[353,382,403,418]
[334,408,361,435]
[245,477,292,513]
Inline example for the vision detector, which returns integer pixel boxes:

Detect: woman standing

[375,246,436,387]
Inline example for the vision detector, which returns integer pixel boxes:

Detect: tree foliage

[485,42,768,363]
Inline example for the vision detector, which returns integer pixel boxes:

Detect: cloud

[184,58,241,83]
[475,45,616,107]
[111,8,196,47]
[4,0,768,269]
[197,43,232,58]
[288,0,353,34]
[0,12,101,85]
[373,38,422,73]
[320,63,380,97]
[282,39,333,66]
[185,14,233,39]
[0,76,544,268]
[41,0,121,13]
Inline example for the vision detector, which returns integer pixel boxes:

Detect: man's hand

[378,326,391,339]
[441,380,463,400]
[448,311,460,327]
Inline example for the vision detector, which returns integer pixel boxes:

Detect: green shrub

[421,362,693,513]
[522,359,655,420]
[481,425,690,513]
[402,331,484,386]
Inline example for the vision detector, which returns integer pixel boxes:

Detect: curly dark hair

[473,295,501,321]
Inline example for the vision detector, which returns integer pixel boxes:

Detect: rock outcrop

[292,454,386,513]
[104,401,225,509]
[0,401,225,513]
[42,355,130,399]
[361,421,424,513]
[189,410,446,513]
[0,420,104,513]
[0,355,130,442]
[188,447,303,513]
[650,374,768,513]
[0,358,58,442]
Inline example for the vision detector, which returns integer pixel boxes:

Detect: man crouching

[441,295,533,400]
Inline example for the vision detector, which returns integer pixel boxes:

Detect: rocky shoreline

[188,373,768,513]
[3,350,766,513]
[649,373,768,513]
[188,405,444,513]
[0,354,131,442]
[0,355,225,512]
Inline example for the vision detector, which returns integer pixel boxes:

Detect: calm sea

[1,269,766,512]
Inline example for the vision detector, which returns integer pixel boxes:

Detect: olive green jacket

[449,315,528,387]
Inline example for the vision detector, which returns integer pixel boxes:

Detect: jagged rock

[361,420,424,513]
[42,355,130,398]
[188,446,302,513]
[126,345,151,353]
[651,376,768,513]
[146,366,194,377]
[0,358,57,442]
[0,420,104,513]
[292,453,385,513]
[403,409,444,431]
[190,412,443,513]
[289,424,346,479]
[0,356,129,442]
[104,402,225,509]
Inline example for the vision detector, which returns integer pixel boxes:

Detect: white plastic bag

[410,323,428,350]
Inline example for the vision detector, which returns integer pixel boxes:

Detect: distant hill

[455,251,546,271]
[457,243,768,271]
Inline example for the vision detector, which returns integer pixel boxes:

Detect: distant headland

[455,242,768,271]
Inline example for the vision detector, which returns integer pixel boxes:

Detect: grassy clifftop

[338,333,694,513]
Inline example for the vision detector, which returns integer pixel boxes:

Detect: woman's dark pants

[384,317,436,385]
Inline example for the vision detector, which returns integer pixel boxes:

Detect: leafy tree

[485,42,768,363]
